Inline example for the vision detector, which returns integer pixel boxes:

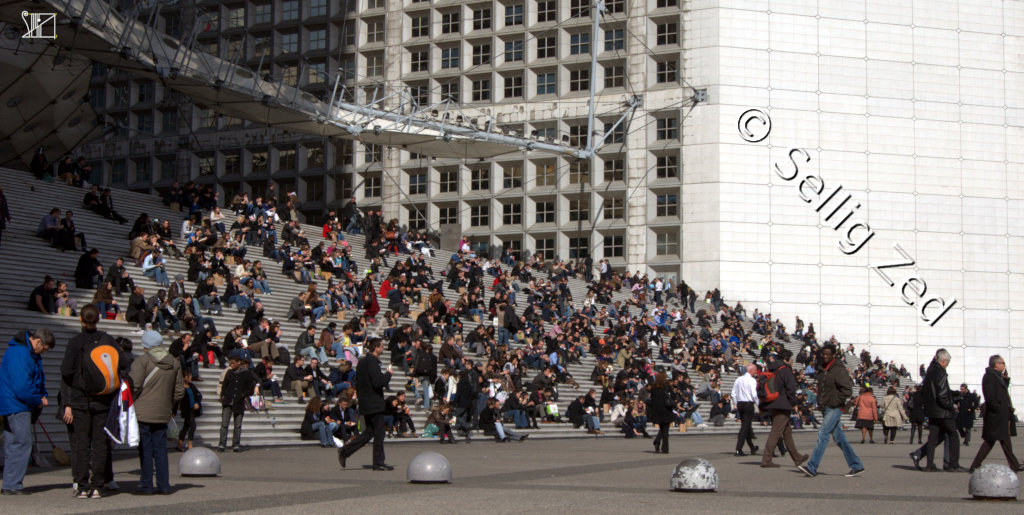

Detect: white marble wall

[683,0,1024,404]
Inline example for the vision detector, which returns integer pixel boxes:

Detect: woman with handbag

[648,372,674,453]
[853,386,878,444]
[881,386,907,444]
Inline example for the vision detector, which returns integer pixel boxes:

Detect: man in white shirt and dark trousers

[731,364,760,456]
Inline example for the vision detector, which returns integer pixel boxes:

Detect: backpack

[79,335,121,395]
[756,366,786,404]
[413,352,432,376]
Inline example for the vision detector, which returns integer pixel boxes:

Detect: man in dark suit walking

[911,349,960,471]
[339,338,393,471]
[968,355,1021,472]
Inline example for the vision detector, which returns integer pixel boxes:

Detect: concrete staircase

[0,167,914,452]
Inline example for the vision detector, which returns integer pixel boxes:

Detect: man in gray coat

[129,331,184,495]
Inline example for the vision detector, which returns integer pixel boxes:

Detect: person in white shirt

[731,363,760,456]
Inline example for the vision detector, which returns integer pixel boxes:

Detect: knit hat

[141,330,163,349]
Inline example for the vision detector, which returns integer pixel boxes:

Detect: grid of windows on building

[77,0,686,274]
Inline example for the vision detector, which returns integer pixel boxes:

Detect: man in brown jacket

[129,331,184,495]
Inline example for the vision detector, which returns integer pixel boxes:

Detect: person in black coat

[338,338,392,470]
[955,383,979,446]
[905,386,926,444]
[648,372,674,453]
[217,357,258,452]
[968,356,1021,471]
[919,349,960,471]
[74,249,103,289]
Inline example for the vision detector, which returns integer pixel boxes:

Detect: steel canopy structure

[0,0,639,163]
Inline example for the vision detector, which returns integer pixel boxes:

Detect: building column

[379,0,405,223]
[624,0,649,276]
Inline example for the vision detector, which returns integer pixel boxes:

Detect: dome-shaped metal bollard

[670,458,718,492]
[407,452,451,484]
[178,447,221,477]
[969,464,1019,501]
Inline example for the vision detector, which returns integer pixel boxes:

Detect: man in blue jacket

[0,328,55,494]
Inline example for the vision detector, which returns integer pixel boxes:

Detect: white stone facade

[683,0,1024,402]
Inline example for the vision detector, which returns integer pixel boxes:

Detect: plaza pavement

[5,431,1021,514]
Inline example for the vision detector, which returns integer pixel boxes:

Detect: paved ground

[5,431,1022,514]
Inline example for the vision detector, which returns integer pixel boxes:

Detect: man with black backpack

[60,304,127,499]
[759,349,808,468]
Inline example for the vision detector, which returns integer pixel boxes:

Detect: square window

[224,152,241,175]
[503,75,523,98]
[656,22,678,45]
[364,174,382,197]
[440,82,460,102]
[472,44,491,65]
[367,19,384,42]
[228,7,245,28]
[196,156,214,177]
[504,40,523,61]
[604,64,624,88]
[89,86,105,109]
[135,158,151,183]
[570,33,590,55]
[503,203,522,225]
[160,156,176,181]
[442,12,460,33]
[603,158,624,182]
[334,173,353,200]
[409,172,427,194]
[537,0,556,22]
[604,235,623,257]
[536,238,554,259]
[472,79,491,101]
[656,116,678,140]
[570,0,589,17]
[309,29,326,50]
[471,168,490,190]
[161,110,177,132]
[111,160,127,184]
[536,162,556,186]
[409,208,427,231]
[503,164,522,188]
[251,150,268,173]
[310,0,327,17]
[535,201,554,223]
[656,60,678,83]
[471,205,490,226]
[656,232,679,256]
[367,53,384,76]
[136,112,153,133]
[656,155,678,178]
[603,197,624,219]
[308,62,326,84]
[282,0,299,21]
[440,170,458,192]
[254,4,272,24]
[569,160,589,184]
[278,148,296,169]
[473,8,492,30]
[569,69,589,92]
[441,47,460,68]
[305,145,324,168]
[604,28,624,51]
[137,82,155,103]
[536,72,556,95]
[537,37,556,58]
[281,32,298,53]
[569,237,589,259]
[602,121,624,143]
[569,198,589,221]
[411,15,429,38]
[656,0,676,7]
[656,193,678,216]
[505,4,524,26]
[439,206,457,225]
[411,50,429,72]
[606,0,625,13]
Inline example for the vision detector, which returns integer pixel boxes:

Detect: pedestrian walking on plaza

[797,344,864,477]
[731,364,759,456]
[853,386,878,444]
[218,357,258,452]
[955,383,979,446]
[339,338,393,470]
[968,355,1022,472]
[760,349,808,468]
[881,386,907,444]
[0,328,55,495]
[909,349,960,472]
[905,385,925,444]
[128,330,184,495]
[649,372,673,454]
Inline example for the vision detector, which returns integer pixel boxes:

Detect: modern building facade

[79,0,689,279]
[682,0,1024,399]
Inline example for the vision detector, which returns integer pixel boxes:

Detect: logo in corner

[21,11,57,39]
